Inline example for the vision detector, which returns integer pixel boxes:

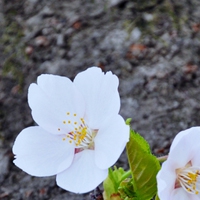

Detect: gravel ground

[1,0,200,199]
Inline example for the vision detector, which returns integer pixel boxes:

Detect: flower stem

[157,155,168,163]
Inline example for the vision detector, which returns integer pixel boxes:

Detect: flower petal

[169,127,200,168]
[170,127,200,152]
[157,159,177,200]
[74,67,120,129]
[56,149,108,193]
[171,188,198,200]
[13,126,74,176]
[28,74,85,135]
[94,115,129,169]
[181,127,200,166]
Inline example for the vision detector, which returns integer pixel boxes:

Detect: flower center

[176,163,200,195]
[58,112,97,149]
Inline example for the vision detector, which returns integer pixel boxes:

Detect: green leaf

[103,166,127,200]
[155,194,160,200]
[126,118,132,125]
[118,178,137,200]
[126,129,161,200]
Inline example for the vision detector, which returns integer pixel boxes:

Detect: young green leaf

[155,194,160,200]
[118,178,137,200]
[126,128,161,200]
[103,166,127,200]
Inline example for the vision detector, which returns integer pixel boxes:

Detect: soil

[1,0,200,199]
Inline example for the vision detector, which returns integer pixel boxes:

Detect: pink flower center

[175,162,200,195]
[58,112,98,149]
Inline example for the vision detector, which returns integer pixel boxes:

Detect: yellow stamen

[61,113,97,148]
[176,165,200,195]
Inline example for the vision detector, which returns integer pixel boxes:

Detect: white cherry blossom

[157,127,200,200]
[13,67,129,193]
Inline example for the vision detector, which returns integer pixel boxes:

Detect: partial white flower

[157,127,200,200]
[13,67,129,193]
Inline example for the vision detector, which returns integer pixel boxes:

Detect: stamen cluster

[177,166,200,195]
[60,112,94,148]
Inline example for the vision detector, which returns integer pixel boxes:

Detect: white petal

[169,127,200,168]
[56,149,108,193]
[94,115,129,169]
[74,67,120,129]
[192,151,200,166]
[37,74,85,116]
[182,127,200,166]
[170,129,189,151]
[157,160,177,200]
[170,127,200,151]
[13,126,74,176]
[28,74,85,135]
[171,188,198,200]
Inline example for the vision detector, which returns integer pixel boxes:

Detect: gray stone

[0,151,9,183]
